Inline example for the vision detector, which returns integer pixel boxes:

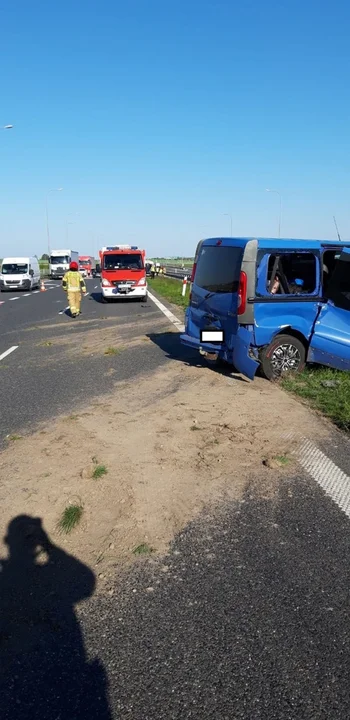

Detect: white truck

[49,249,79,279]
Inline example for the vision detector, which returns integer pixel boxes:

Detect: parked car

[181,237,350,379]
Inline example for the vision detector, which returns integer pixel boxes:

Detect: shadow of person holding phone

[0,515,111,720]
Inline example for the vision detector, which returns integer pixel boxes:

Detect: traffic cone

[40,279,46,292]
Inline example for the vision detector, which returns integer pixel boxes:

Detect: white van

[0,257,41,292]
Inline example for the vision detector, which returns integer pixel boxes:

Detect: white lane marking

[94,285,98,289]
[0,345,18,362]
[298,439,350,519]
[59,306,70,315]
[23,293,30,297]
[9,297,20,301]
[33,290,40,294]
[148,290,185,332]
[0,301,4,306]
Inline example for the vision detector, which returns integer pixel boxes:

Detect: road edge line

[296,438,350,519]
[148,290,185,332]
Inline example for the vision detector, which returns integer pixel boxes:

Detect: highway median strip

[148,276,189,310]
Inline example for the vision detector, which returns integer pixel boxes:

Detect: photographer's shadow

[0,515,111,719]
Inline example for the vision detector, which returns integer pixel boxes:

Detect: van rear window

[194,246,243,293]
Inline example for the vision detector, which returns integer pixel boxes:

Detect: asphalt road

[2,278,350,718]
[82,473,350,720]
[2,470,350,719]
[0,279,191,442]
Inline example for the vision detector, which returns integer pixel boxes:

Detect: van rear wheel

[260,334,306,380]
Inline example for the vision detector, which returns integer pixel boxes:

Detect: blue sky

[1,0,350,257]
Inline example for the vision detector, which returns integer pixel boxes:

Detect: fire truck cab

[99,245,147,302]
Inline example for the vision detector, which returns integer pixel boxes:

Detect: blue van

[180,238,350,380]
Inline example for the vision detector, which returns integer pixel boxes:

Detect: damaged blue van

[180,237,350,380]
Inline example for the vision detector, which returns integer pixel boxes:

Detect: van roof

[202,237,350,250]
[1,257,34,262]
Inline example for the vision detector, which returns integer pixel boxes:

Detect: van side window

[266,253,317,295]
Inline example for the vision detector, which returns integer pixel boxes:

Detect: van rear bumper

[181,329,259,380]
[180,333,223,354]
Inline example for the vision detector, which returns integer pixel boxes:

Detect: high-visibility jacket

[151,264,155,272]
[62,271,86,293]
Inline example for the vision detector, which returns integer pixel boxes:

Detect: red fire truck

[99,245,147,302]
[79,256,96,278]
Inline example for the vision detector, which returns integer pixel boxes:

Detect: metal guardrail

[162,265,192,280]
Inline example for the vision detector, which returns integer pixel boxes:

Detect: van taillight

[237,271,247,315]
[191,263,197,283]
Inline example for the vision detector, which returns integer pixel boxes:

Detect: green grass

[92,464,108,479]
[39,261,49,278]
[282,367,350,432]
[58,504,83,534]
[7,434,23,441]
[148,276,189,309]
[132,543,154,555]
[274,455,291,466]
[104,346,124,356]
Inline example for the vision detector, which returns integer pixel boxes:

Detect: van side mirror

[29,269,34,276]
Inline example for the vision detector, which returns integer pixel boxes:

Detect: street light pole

[46,188,63,256]
[266,189,282,238]
[224,213,233,237]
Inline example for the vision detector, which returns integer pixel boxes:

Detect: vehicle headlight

[102,278,111,287]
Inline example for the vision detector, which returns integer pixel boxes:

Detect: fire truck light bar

[102,245,139,251]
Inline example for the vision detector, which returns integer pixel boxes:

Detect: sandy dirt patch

[0,357,329,589]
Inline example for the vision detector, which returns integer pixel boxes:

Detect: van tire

[260,334,306,380]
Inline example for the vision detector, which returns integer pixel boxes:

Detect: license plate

[118,285,130,292]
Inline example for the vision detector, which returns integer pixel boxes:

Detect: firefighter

[62,261,87,317]
[151,262,155,279]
